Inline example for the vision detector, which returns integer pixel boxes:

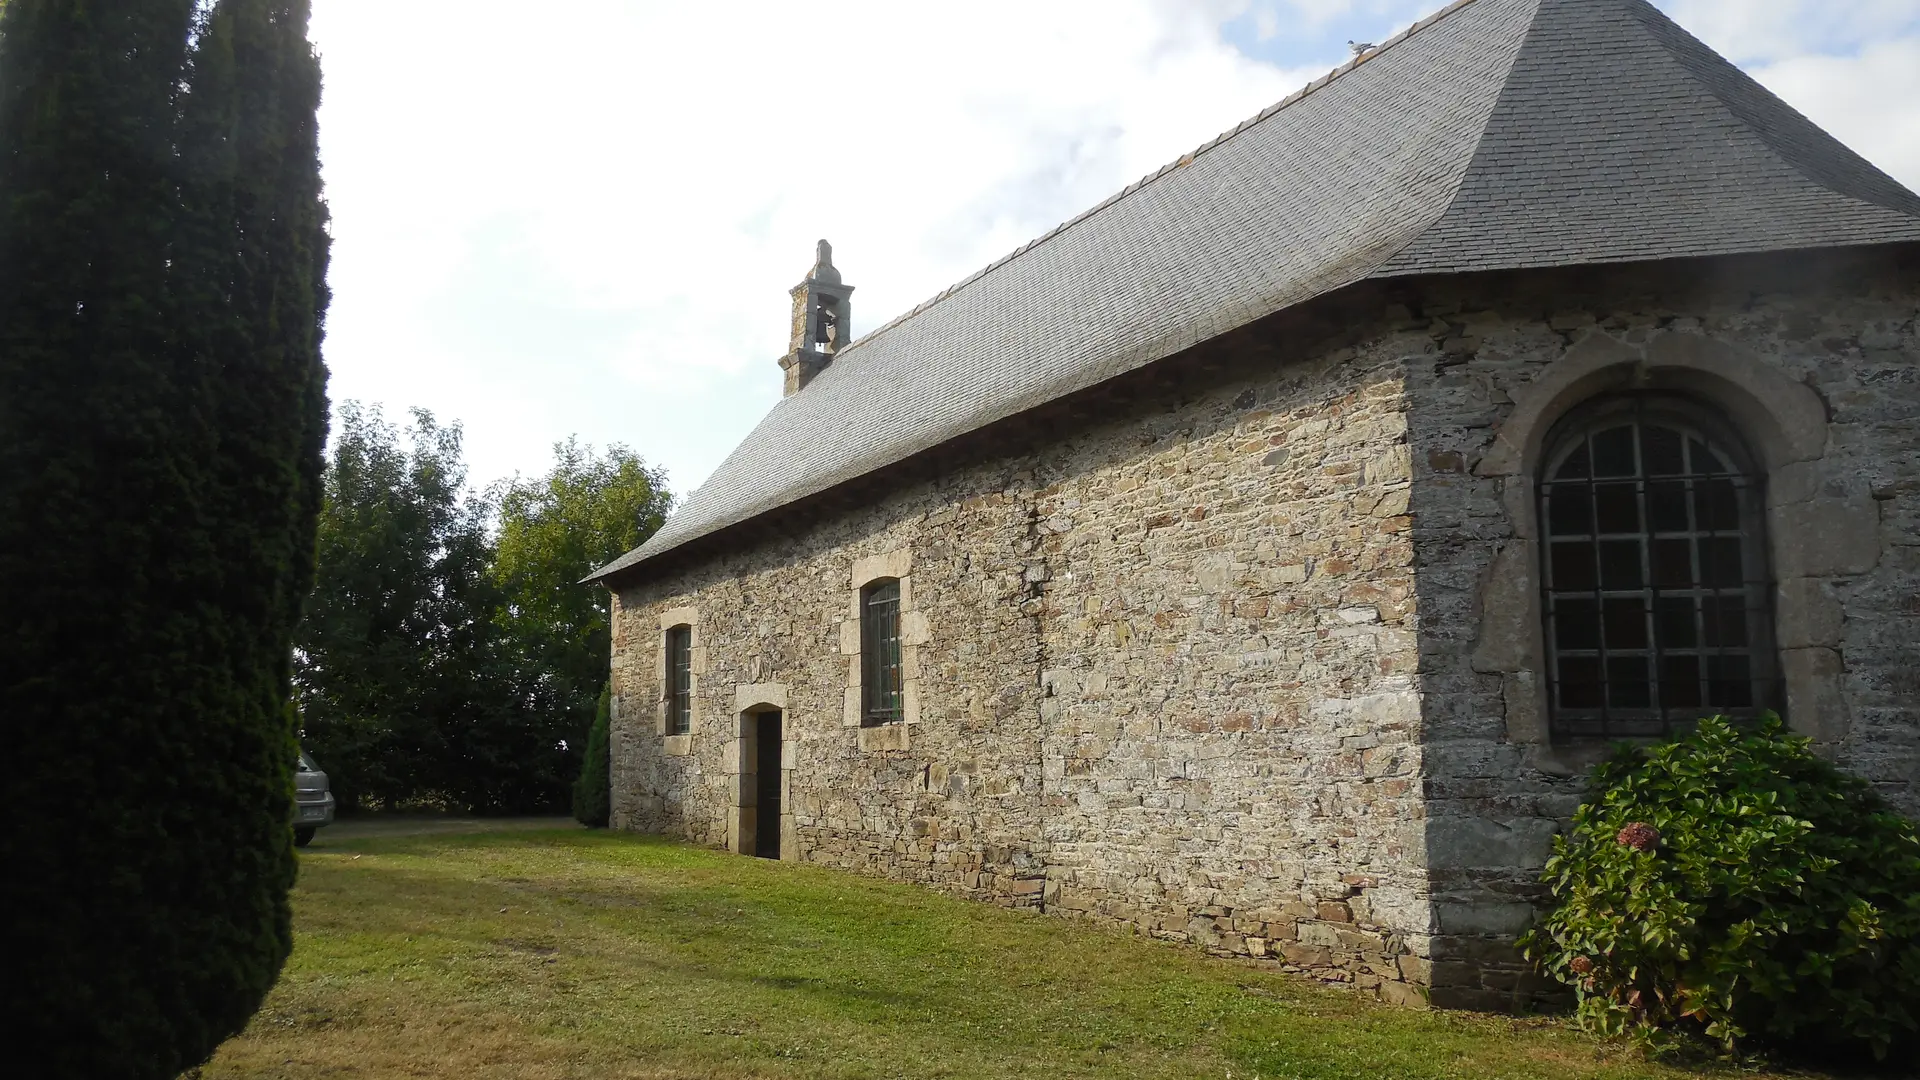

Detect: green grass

[204,829,1810,1080]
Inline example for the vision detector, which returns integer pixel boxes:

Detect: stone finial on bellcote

[779,240,855,396]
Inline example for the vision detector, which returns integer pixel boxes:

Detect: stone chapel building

[587,0,1920,1008]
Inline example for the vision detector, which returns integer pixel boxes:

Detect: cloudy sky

[305,0,1920,502]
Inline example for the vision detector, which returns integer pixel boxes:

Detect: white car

[294,749,335,847]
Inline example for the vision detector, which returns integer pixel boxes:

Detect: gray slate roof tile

[592,0,1920,583]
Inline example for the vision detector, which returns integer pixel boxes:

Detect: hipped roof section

[591,0,1920,585]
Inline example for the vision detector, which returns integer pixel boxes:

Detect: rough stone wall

[611,332,1435,1002]
[1401,249,1920,1008]
[1027,354,1429,1002]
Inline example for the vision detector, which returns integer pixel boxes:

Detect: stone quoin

[586,0,1920,1009]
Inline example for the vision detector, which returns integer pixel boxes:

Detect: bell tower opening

[778,239,855,396]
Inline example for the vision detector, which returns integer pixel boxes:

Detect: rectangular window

[666,626,692,735]
[861,580,902,726]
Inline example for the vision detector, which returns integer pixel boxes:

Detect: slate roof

[592,0,1920,584]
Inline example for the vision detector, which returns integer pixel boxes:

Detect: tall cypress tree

[0,2,329,1076]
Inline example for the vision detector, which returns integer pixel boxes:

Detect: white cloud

[1660,1,1920,192]
[1737,40,1920,189]
[1232,0,1418,34]
[1665,0,1919,62]
[307,0,1920,498]
[311,0,1317,492]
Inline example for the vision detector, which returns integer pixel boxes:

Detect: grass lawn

[203,828,1812,1080]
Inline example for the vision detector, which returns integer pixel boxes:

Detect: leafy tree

[574,682,613,827]
[295,404,503,811]
[0,2,329,1076]
[493,440,670,801]
[298,423,668,815]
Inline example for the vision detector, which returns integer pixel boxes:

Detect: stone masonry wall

[608,246,1919,1010]
[611,327,1436,1003]
[1401,249,1920,1008]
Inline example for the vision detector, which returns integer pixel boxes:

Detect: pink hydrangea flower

[1617,822,1660,851]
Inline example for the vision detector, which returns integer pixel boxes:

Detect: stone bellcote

[779,240,854,396]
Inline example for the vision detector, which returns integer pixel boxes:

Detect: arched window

[861,579,903,726]
[1537,395,1778,739]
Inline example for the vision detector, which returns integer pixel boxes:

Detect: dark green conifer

[574,683,614,827]
[0,2,329,1076]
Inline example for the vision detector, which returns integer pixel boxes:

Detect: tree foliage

[297,422,667,814]
[0,1,329,1075]
[1520,716,1920,1061]
[295,404,504,810]
[574,682,613,827]
[494,438,671,778]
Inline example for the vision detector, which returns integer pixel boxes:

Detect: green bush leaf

[1521,716,1920,1061]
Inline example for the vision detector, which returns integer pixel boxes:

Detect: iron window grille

[665,625,692,735]
[1537,395,1780,739]
[861,579,903,726]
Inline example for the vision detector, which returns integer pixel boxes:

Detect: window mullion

[1589,432,1611,738]
[1681,437,1710,719]
[1539,483,1561,734]
[862,596,877,724]
[1637,432,1668,734]
[1739,474,1772,715]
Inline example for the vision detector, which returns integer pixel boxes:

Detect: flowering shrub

[1519,716,1920,1060]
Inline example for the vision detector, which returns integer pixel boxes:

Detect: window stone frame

[842,548,924,752]
[1473,331,1863,772]
[656,606,702,756]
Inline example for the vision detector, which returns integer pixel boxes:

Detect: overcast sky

[305,0,1920,504]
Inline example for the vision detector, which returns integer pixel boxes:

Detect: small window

[1537,395,1778,739]
[861,579,902,726]
[665,625,692,736]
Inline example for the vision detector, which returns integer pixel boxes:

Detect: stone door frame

[728,683,794,860]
